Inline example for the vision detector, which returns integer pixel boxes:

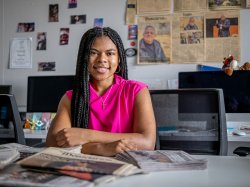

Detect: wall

[0,0,250,111]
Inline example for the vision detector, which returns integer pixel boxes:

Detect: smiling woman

[46,27,156,157]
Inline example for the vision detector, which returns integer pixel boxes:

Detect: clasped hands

[55,128,138,156]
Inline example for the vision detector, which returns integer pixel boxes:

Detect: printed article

[137,15,171,64]
[172,12,205,63]
[137,0,171,14]
[205,10,240,62]
[174,0,208,12]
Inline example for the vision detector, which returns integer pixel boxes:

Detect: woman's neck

[90,76,115,96]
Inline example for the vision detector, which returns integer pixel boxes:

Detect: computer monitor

[0,85,12,94]
[179,70,250,121]
[27,75,75,112]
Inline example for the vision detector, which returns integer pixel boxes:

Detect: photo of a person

[215,14,230,37]
[36,32,46,50]
[49,4,59,22]
[60,28,69,45]
[70,15,86,24]
[184,17,199,30]
[139,25,167,62]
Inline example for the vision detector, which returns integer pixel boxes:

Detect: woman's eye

[90,51,97,55]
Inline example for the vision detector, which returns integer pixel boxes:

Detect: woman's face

[88,36,119,82]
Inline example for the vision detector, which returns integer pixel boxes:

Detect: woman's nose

[97,52,107,62]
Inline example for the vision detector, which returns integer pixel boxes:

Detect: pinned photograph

[68,0,77,8]
[59,28,70,45]
[17,22,35,32]
[38,62,55,72]
[49,4,59,22]
[128,25,137,40]
[94,18,104,27]
[70,15,86,24]
[36,32,46,50]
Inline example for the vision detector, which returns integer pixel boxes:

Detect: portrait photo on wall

[137,15,171,64]
[206,13,239,38]
[36,32,46,50]
[70,15,86,24]
[49,4,59,22]
[59,28,70,45]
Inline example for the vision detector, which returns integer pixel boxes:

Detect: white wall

[0,0,250,111]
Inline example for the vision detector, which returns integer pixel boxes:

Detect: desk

[99,155,250,187]
[23,129,250,155]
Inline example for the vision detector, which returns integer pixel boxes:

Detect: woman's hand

[55,128,90,147]
[82,139,138,157]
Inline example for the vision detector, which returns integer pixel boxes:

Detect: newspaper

[0,164,94,187]
[204,10,240,62]
[0,147,20,170]
[208,0,242,10]
[116,150,207,172]
[174,0,208,12]
[172,12,205,64]
[17,147,142,177]
[137,0,171,14]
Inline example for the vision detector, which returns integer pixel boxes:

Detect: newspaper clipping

[208,0,242,10]
[205,10,240,62]
[172,12,205,63]
[174,0,208,12]
[137,0,171,14]
[137,15,171,64]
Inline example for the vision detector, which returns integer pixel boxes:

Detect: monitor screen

[0,85,12,94]
[27,75,75,112]
[179,71,250,113]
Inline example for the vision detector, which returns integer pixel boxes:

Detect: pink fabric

[66,75,147,133]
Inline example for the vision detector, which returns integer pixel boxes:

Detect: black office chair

[150,89,228,155]
[0,94,26,145]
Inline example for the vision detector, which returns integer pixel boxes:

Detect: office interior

[1,1,250,154]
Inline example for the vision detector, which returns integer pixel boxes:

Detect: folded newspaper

[115,150,207,172]
[18,147,143,177]
[0,164,94,187]
[0,147,20,170]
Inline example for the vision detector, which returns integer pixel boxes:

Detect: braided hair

[71,27,128,128]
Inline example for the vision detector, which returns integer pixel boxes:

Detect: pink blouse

[66,75,147,133]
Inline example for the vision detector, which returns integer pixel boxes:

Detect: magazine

[0,164,94,187]
[17,147,142,177]
[115,150,207,172]
[0,147,20,169]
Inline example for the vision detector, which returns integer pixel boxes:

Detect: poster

[9,38,32,69]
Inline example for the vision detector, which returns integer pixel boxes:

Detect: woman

[46,27,156,156]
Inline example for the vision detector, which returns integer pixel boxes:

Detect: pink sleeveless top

[66,75,147,133]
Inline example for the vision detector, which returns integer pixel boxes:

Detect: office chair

[150,89,228,155]
[0,94,26,145]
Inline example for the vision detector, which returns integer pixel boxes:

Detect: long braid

[71,27,128,128]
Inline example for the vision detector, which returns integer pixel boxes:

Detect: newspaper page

[17,147,142,177]
[126,0,137,25]
[247,0,250,8]
[208,0,242,10]
[205,10,240,62]
[172,12,205,64]
[137,0,171,14]
[174,0,208,12]
[0,164,94,187]
[116,150,207,173]
[137,15,171,64]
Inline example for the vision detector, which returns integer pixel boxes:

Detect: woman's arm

[46,88,156,155]
[81,88,156,156]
